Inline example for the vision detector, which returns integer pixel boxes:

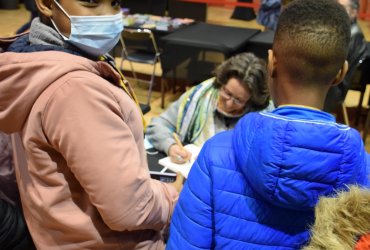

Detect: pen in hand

[173,132,184,149]
[170,133,192,164]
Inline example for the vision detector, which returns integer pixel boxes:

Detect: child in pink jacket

[0,0,182,249]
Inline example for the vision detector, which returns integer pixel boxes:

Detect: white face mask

[51,0,123,57]
[216,106,245,118]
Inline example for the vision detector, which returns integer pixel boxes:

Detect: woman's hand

[168,144,192,164]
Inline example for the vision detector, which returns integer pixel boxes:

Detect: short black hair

[274,0,351,85]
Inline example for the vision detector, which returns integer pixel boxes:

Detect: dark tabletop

[161,22,261,56]
[248,29,274,45]
[146,148,167,172]
[146,148,176,183]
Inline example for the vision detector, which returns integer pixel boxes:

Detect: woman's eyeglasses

[219,86,247,106]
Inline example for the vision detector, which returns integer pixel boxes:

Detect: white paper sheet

[158,144,201,178]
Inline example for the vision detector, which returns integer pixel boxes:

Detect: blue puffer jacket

[167,106,369,249]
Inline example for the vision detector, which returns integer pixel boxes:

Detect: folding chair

[120,28,161,114]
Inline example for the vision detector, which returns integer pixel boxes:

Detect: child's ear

[35,0,53,18]
[331,60,348,86]
[268,49,277,78]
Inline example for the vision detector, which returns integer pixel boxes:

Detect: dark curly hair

[274,0,351,85]
[213,52,270,112]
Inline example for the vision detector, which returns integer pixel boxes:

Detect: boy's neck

[277,97,324,110]
[276,82,329,111]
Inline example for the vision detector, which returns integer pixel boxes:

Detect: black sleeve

[0,199,35,250]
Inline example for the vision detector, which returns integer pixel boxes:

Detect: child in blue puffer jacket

[166,0,370,249]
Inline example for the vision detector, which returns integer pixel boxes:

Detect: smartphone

[150,171,176,183]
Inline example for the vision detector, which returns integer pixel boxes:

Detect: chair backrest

[120,29,162,107]
[121,29,160,57]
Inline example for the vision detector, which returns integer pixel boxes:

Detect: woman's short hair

[213,52,270,111]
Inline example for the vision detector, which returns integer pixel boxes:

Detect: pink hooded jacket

[0,51,178,249]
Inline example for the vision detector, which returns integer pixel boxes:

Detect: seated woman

[146,52,272,163]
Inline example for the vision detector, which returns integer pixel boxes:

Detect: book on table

[158,144,201,178]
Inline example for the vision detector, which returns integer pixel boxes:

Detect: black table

[246,29,274,60]
[112,14,195,58]
[146,148,176,183]
[160,22,261,83]
[123,15,195,47]
[161,22,260,56]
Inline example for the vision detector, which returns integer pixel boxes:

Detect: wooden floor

[2,4,370,149]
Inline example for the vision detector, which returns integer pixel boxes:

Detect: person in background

[256,0,281,30]
[0,132,35,249]
[16,0,38,34]
[324,0,367,113]
[0,0,182,249]
[303,186,370,250]
[256,0,295,31]
[146,52,271,164]
[166,0,369,249]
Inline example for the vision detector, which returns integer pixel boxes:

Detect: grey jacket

[146,93,242,154]
[146,92,276,154]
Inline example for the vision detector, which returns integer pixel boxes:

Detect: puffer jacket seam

[334,133,345,190]
[213,187,245,196]
[212,161,341,187]
[183,190,213,226]
[215,233,297,249]
[270,122,287,201]
[214,210,307,229]
[170,224,209,249]
[283,144,342,155]
[238,115,262,188]
[260,112,348,129]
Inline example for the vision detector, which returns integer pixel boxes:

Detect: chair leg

[172,69,177,94]
[363,109,370,144]
[128,61,138,84]
[120,48,139,85]
[146,63,157,105]
[161,78,167,109]
[342,103,350,126]
[355,87,366,126]
[120,50,124,71]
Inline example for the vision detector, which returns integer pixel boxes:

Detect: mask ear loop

[50,0,71,40]
[53,0,70,18]
[51,2,145,129]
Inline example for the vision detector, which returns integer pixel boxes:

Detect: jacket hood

[0,51,122,133]
[232,106,368,211]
